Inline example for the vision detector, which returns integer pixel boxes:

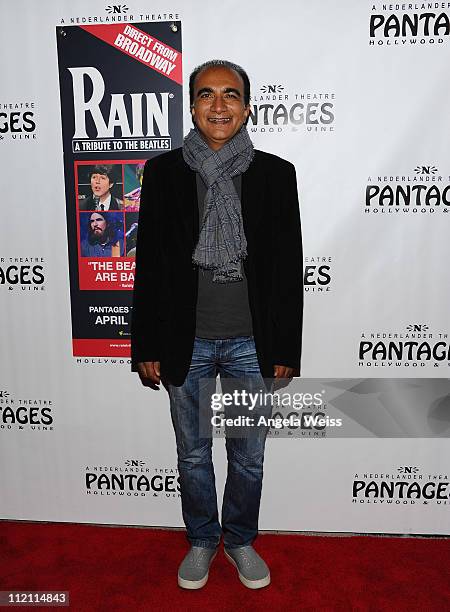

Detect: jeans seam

[227,444,265,466]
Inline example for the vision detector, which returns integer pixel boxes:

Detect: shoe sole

[177,550,217,590]
[224,550,271,589]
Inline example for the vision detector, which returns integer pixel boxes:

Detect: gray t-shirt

[195,174,253,339]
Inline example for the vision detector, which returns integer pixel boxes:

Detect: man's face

[191,66,250,150]
[89,213,107,240]
[91,172,112,199]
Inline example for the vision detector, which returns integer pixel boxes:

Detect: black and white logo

[0,257,46,292]
[75,357,132,365]
[369,5,450,46]
[0,102,36,142]
[85,459,180,498]
[249,84,335,135]
[364,165,450,214]
[304,256,332,294]
[0,390,54,432]
[105,5,129,15]
[60,10,180,25]
[353,465,450,505]
[359,324,450,369]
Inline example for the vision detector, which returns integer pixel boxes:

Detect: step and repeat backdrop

[1,0,449,534]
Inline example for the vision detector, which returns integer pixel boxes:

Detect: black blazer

[131,147,303,386]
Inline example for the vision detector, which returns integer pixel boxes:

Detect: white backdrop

[1,0,450,535]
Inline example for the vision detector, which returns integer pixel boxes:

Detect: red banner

[73,339,131,357]
[78,258,135,291]
[80,24,182,84]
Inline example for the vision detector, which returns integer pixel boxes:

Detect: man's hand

[137,361,161,390]
[273,364,295,391]
[273,365,294,379]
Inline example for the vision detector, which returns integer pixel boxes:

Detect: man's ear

[190,105,196,124]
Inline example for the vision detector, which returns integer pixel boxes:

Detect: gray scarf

[182,126,254,283]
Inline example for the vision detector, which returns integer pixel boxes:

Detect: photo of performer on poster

[125,213,139,257]
[78,164,123,211]
[79,211,124,258]
[123,163,144,212]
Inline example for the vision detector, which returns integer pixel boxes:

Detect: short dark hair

[189,60,251,107]
[89,165,115,185]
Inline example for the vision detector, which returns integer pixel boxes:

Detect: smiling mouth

[208,117,231,124]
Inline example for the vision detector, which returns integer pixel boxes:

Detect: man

[79,165,123,211]
[80,212,123,257]
[131,60,303,590]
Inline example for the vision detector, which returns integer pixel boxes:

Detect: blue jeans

[167,336,271,549]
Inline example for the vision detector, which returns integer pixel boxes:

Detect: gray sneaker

[178,546,218,589]
[224,545,271,589]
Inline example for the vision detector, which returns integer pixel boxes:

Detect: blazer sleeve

[271,161,304,372]
[131,159,162,370]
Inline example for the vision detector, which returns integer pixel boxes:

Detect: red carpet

[0,521,449,611]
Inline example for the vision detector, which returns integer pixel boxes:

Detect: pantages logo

[248,84,335,134]
[353,465,449,505]
[304,256,332,294]
[268,393,330,437]
[0,390,54,432]
[85,459,180,498]
[0,102,36,142]
[67,66,175,153]
[0,257,46,292]
[369,4,450,46]
[364,165,450,214]
[359,323,450,369]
